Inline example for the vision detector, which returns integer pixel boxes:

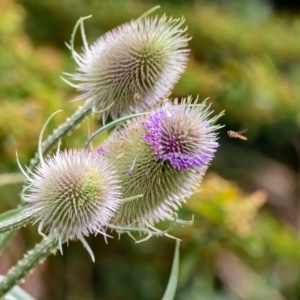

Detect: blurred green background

[1,0,300,299]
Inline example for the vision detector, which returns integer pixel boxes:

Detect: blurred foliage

[15,0,300,133]
[0,0,106,171]
[1,0,300,299]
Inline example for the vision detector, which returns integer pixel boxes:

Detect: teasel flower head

[23,149,121,244]
[98,97,223,227]
[65,15,190,119]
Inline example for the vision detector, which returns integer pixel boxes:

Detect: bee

[227,129,248,141]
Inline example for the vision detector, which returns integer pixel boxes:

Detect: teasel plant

[94,97,223,241]
[0,112,183,299]
[62,12,190,120]
[29,4,190,171]
[0,7,224,300]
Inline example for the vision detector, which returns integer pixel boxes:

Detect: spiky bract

[66,15,190,119]
[98,97,223,227]
[23,149,121,242]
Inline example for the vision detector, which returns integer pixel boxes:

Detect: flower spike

[64,15,190,119]
[23,149,121,244]
[99,97,223,228]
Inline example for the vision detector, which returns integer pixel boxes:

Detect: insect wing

[227,129,248,140]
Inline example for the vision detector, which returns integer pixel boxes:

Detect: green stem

[0,237,57,297]
[29,101,93,171]
[0,217,34,234]
[0,208,35,234]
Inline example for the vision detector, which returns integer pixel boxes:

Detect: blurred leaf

[0,174,24,187]
[162,240,180,300]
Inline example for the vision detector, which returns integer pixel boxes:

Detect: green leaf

[162,240,181,300]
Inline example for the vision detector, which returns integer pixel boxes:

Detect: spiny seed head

[23,149,121,242]
[98,97,223,227]
[66,15,190,119]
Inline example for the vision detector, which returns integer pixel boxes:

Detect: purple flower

[142,100,220,171]
[98,97,223,227]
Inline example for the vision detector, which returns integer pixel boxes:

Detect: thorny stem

[0,209,35,234]
[29,101,93,171]
[0,237,57,297]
